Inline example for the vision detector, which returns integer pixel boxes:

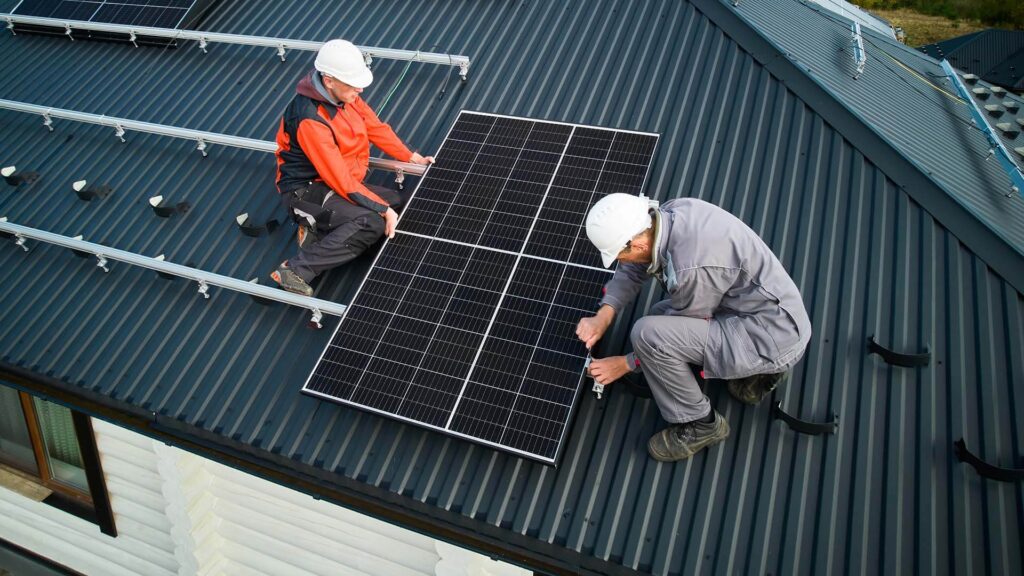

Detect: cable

[375,56,414,116]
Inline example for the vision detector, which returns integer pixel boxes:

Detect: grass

[870,8,987,45]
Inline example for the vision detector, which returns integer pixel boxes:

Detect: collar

[311,71,342,107]
[646,208,665,275]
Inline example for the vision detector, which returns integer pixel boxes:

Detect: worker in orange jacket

[272,39,434,296]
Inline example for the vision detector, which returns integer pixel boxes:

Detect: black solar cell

[304,112,658,463]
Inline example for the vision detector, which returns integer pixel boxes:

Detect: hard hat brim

[599,250,618,268]
[346,66,373,89]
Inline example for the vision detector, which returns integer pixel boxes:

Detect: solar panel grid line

[395,230,610,274]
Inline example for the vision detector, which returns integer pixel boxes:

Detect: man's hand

[410,152,435,165]
[575,305,616,349]
[383,207,399,239]
[588,356,631,385]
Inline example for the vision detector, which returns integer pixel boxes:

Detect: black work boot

[647,410,730,462]
[727,372,785,405]
[270,262,314,297]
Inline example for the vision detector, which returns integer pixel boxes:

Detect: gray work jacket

[600,198,812,379]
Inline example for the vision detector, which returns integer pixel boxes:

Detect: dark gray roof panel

[730,1,1024,273]
[1,1,1023,575]
[921,29,1024,90]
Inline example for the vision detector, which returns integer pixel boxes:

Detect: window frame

[0,387,117,537]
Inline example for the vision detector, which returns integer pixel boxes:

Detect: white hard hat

[585,193,653,268]
[315,39,373,88]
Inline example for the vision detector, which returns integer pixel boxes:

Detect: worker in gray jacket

[576,194,812,462]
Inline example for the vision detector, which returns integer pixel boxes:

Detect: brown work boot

[647,411,730,462]
[727,372,785,405]
[270,262,313,297]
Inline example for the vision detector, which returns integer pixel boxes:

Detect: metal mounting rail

[941,60,1024,198]
[1,13,470,79]
[0,219,347,326]
[0,99,425,178]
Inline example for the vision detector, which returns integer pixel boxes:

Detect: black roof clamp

[954,439,1024,483]
[772,401,838,435]
[2,165,40,187]
[867,335,931,367]
[72,180,112,201]
[235,213,280,237]
[149,196,190,218]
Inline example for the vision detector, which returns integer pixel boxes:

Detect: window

[0,384,116,536]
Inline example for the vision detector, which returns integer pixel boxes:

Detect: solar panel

[304,112,658,463]
[13,0,203,29]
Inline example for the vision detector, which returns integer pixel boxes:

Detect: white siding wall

[1,420,529,576]
[0,418,178,576]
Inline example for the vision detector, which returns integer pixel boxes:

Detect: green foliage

[855,0,1024,29]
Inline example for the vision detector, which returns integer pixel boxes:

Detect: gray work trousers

[284,183,402,283]
[631,299,713,424]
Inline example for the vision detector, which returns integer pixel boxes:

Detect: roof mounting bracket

[276,43,286,62]
[196,138,208,157]
[309,308,324,329]
[14,233,29,252]
[64,23,73,41]
[197,279,210,299]
[198,36,208,53]
[867,335,931,367]
[955,439,1024,483]
[6,16,15,35]
[149,196,190,218]
[69,235,92,258]
[96,254,109,273]
[72,180,113,201]
[394,167,405,190]
[235,213,279,237]
[114,123,126,143]
[850,23,866,79]
[128,30,137,48]
[459,61,469,81]
[772,401,837,435]
[941,59,1024,199]
[42,111,53,131]
[363,52,373,68]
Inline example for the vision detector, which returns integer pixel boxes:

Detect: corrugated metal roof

[1,1,1023,574]
[920,29,1024,90]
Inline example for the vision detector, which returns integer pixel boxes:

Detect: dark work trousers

[284,183,403,283]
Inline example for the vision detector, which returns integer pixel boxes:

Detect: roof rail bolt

[64,23,74,41]
[42,112,53,132]
[114,123,126,143]
[459,62,469,81]
[197,280,210,299]
[128,30,138,48]
[96,254,109,273]
[277,43,286,62]
[14,234,29,252]
[394,168,405,190]
[198,36,208,53]
[196,138,208,157]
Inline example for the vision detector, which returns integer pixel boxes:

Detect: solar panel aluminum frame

[302,111,659,465]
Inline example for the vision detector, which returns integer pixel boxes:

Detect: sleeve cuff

[625,352,642,373]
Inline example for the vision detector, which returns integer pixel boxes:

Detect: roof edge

[693,0,1024,294]
[0,363,637,576]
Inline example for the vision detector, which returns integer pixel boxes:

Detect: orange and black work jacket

[275,71,413,214]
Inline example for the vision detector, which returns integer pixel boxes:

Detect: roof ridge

[692,0,1024,293]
